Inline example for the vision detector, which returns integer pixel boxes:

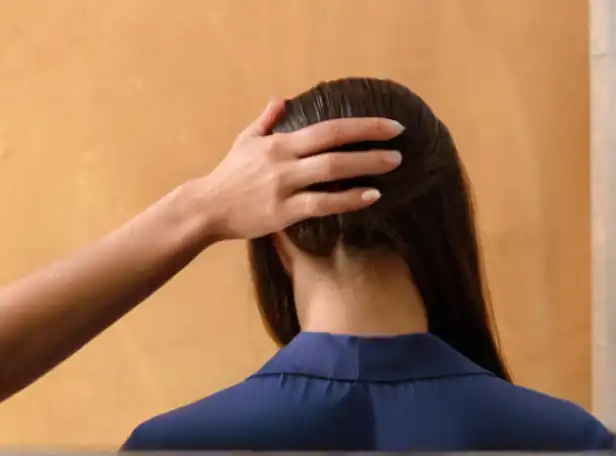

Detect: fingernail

[361,189,382,202]
[388,120,405,133]
[386,151,403,165]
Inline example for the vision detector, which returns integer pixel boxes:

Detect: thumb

[238,98,285,141]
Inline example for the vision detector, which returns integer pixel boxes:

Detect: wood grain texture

[0,0,591,447]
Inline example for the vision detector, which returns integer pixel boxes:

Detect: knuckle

[265,201,278,220]
[322,154,342,180]
[325,123,344,147]
[372,117,387,136]
[262,186,280,217]
[266,134,286,156]
[267,169,284,194]
[304,194,323,215]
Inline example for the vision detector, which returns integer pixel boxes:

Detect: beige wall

[0,0,591,448]
[590,0,616,430]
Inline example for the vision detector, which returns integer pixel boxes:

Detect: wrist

[171,177,227,249]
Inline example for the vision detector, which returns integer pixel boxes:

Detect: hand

[201,99,405,241]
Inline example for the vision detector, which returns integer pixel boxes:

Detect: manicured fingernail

[388,120,405,133]
[386,151,403,165]
[361,189,382,202]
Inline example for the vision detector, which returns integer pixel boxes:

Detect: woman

[122,79,614,451]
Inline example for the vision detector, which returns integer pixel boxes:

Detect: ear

[271,232,293,274]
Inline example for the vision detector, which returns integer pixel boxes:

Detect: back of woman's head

[249,77,510,382]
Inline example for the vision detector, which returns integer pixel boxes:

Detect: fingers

[281,117,405,158]
[289,150,402,188]
[285,188,382,224]
[237,99,286,142]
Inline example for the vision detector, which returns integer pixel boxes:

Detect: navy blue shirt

[122,332,614,451]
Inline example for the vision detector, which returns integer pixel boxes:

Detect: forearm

[0,179,216,402]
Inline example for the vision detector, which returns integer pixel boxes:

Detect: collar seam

[249,371,493,383]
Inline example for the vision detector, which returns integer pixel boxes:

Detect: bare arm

[0,181,215,402]
[0,100,404,402]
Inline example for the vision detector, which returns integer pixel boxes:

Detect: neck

[292,247,428,337]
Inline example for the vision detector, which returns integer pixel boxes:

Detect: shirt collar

[252,332,492,382]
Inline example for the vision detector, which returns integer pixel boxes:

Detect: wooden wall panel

[590,0,616,430]
[0,0,590,447]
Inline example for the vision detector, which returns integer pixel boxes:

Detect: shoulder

[462,376,614,450]
[515,386,613,449]
[121,379,261,451]
[120,375,326,451]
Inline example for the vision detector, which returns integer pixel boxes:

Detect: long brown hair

[248,78,511,382]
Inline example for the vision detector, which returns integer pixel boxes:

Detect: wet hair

[248,77,511,382]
